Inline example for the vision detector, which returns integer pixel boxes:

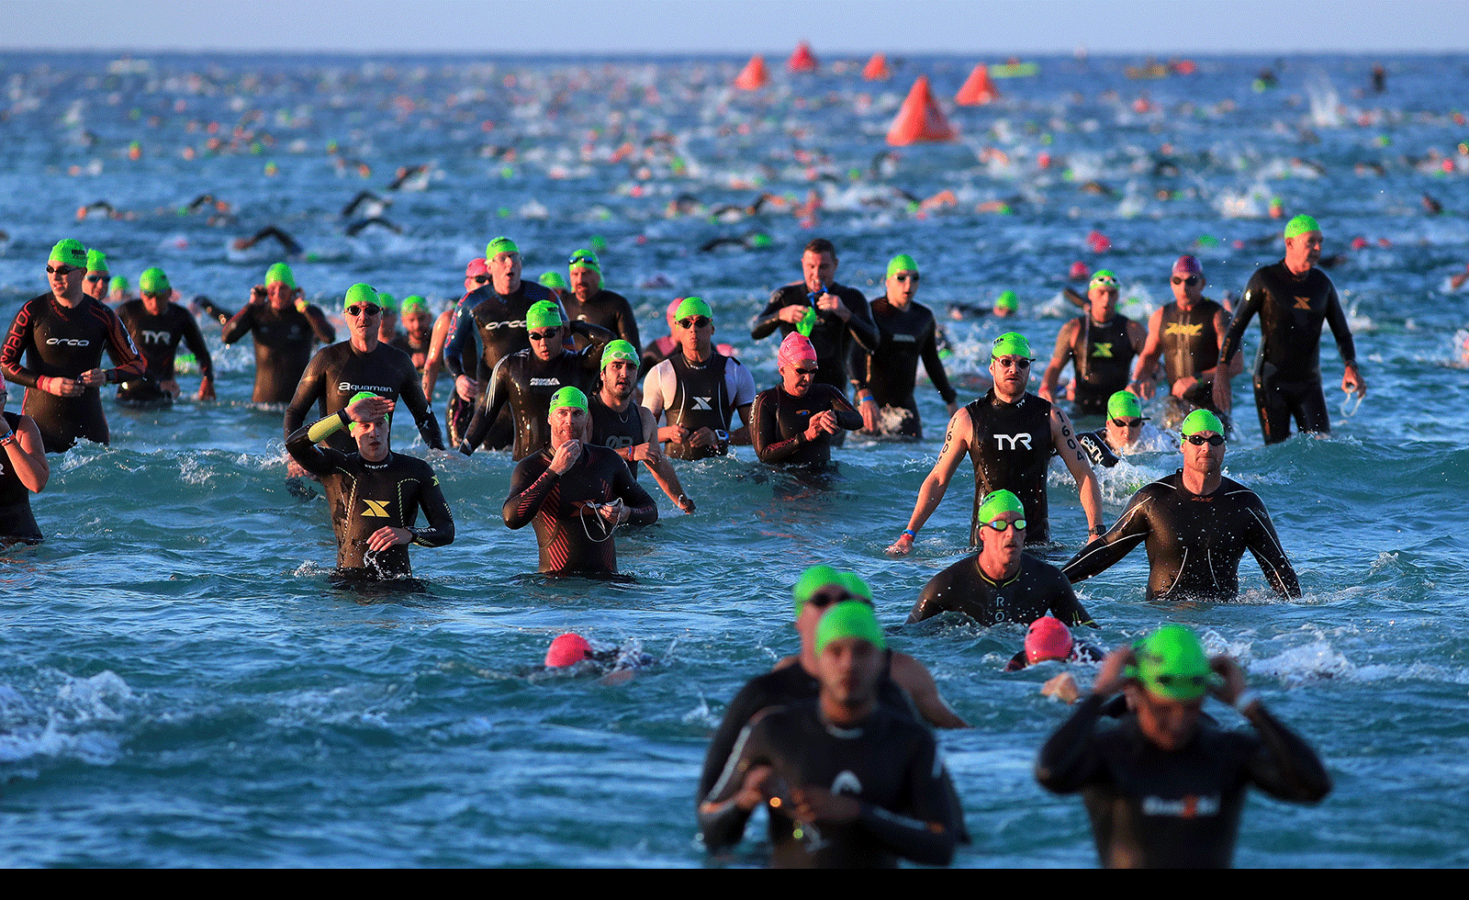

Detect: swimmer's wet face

[549,404,587,449]
[569,264,601,300]
[977,508,1026,579]
[1285,230,1324,274]
[676,313,714,359]
[603,358,638,401]
[1088,281,1119,322]
[346,302,381,343]
[527,326,564,361]
[353,416,390,461]
[489,250,522,293]
[1170,273,1204,306]
[267,281,296,310]
[46,263,84,300]
[1183,429,1225,479]
[817,636,883,714]
[885,269,919,307]
[84,269,110,301]
[989,354,1031,398]
[802,250,837,294]
[1129,687,1204,752]
[780,356,819,396]
[401,309,431,338]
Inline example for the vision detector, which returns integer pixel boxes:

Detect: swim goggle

[1112,417,1146,428]
[981,518,1027,532]
[1340,392,1365,419]
[346,304,382,317]
[1185,433,1224,446]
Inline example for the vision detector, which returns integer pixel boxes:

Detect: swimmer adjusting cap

[400,295,428,315]
[538,271,568,290]
[1107,390,1143,420]
[1026,617,1075,665]
[342,283,379,311]
[1133,624,1216,701]
[266,262,296,289]
[346,390,383,434]
[49,239,87,267]
[675,296,713,321]
[991,332,1032,360]
[568,248,601,273]
[525,300,563,330]
[886,254,918,278]
[545,633,593,668]
[138,267,170,294]
[977,489,1025,525]
[995,290,1019,311]
[815,601,887,655]
[1090,269,1119,289]
[600,340,638,369]
[87,248,109,272]
[548,386,588,414]
[1284,214,1321,239]
[793,564,842,615]
[485,236,520,258]
[1180,409,1224,437]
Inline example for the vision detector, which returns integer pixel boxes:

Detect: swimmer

[699,600,960,868]
[537,632,654,686]
[752,333,862,469]
[562,249,640,354]
[389,295,433,374]
[537,271,568,303]
[0,240,147,452]
[1035,624,1331,867]
[232,225,303,256]
[116,267,216,405]
[285,391,454,581]
[1062,410,1301,602]
[1002,615,1104,678]
[1213,215,1366,443]
[340,190,391,219]
[83,249,111,302]
[0,383,49,545]
[642,297,755,461]
[947,289,1019,321]
[220,262,336,405]
[858,254,959,439]
[639,297,683,378]
[907,490,1097,628]
[344,216,403,237]
[1058,391,1160,470]
[887,332,1105,552]
[374,292,399,345]
[107,276,131,304]
[1130,255,1241,427]
[422,259,489,446]
[589,340,695,513]
[1040,270,1147,417]
[501,386,658,577]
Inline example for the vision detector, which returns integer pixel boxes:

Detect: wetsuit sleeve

[1075,432,1120,469]
[854,736,957,867]
[698,717,772,852]
[906,575,953,624]
[408,464,455,548]
[282,349,328,440]
[570,322,615,371]
[1240,703,1332,803]
[1243,496,1302,598]
[397,361,445,450]
[179,311,214,380]
[919,315,958,405]
[1322,281,1356,366]
[1218,269,1266,366]
[1,301,40,388]
[611,452,658,526]
[1062,487,1154,584]
[99,306,147,383]
[842,289,879,355]
[443,294,478,380]
[502,454,557,529]
[304,305,336,344]
[195,297,234,327]
[219,303,255,345]
[750,288,793,340]
[697,678,776,800]
[1034,693,1107,794]
[1047,574,1096,628]
[829,388,863,432]
[285,413,348,477]
[752,390,801,463]
[459,354,512,452]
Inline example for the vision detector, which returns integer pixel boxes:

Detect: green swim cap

[525,300,563,330]
[600,339,638,369]
[538,271,568,290]
[793,564,843,615]
[548,385,588,414]
[886,253,918,278]
[266,262,296,289]
[815,600,887,655]
[1180,409,1224,437]
[1089,269,1119,289]
[674,296,713,321]
[376,292,397,313]
[342,283,379,311]
[750,233,773,249]
[1284,214,1321,239]
[400,295,428,315]
[485,236,520,258]
[1132,624,1215,701]
[991,332,1032,360]
[138,267,170,295]
[837,571,873,602]
[995,290,1019,311]
[1107,390,1143,420]
[568,248,601,274]
[49,239,87,267]
[86,248,109,273]
[590,234,608,253]
[978,489,1025,525]
[108,276,128,294]
[346,390,383,434]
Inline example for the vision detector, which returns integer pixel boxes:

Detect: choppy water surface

[1,51,1468,867]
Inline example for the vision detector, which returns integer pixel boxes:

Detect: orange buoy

[734,55,769,91]
[862,53,891,81]
[955,64,999,105]
[886,76,956,146]
[788,41,818,73]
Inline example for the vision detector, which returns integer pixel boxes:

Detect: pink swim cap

[1025,617,1075,665]
[666,297,683,330]
[1172,255,1203,277]
[545,633,593,667]
[465,258,489,278]
[1068,260,1090,281]
[778,331,817,367]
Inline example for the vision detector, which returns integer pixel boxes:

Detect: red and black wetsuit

[116,301,214,405]
[283,342,444,453]
[907,552,1095,627]
[0,410,42,543]
[220,301,335,405]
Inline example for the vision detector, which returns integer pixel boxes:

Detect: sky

[3,0,1466,55]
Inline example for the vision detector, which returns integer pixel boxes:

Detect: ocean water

[1,50,1467,867]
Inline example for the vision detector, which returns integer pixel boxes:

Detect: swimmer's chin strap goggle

[578,498,624,543]
[1340,391,1365,419]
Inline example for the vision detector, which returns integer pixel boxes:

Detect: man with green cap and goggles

[388,295,434,374]
[502,385,658,576]
[701,598,960,868]
[945,288,1019,321]
[562,248,640,356]
[857,253,959,440]
[1039,269,1147,417]
[374,291,399,345]
[1131,255,1241,429]
[283,283,445,455]
[83,249,111,303]
[0,239,147,451]
[116,266,216,405]
[458,298,613,460]
[908,489,1096,628]
[1062,409,1300,602]
[1036,623,1331,867]
[221,261,336,405]
[888,331,1105,555]
[1214,213,1365,444]
[1060,390,1156,471]
[286,390,454,584]
[588,339,695,513]
[642,296,756,461]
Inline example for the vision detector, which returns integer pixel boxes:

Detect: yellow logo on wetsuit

[1164,322,1203,337]
[1091,342,1114,358]
[1293,296,1312,310]
[362,499,393,517]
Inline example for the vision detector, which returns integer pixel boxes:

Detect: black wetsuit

[1035,694,1332,867]
[1,293,147,452]
[501,443,657,576]
[1068,429,1119,469]
[116,301,214,405]
[0,411,42,544]
[964,390,1057,545]
[563,289,640,354]
[461,334,611,460]
[700,701,958,868]
[642,352,756,461]
[589,392,648,477]
[1062,471,1301,602]
[220,301,335,405]
[389,328,433,376]
[283,342,445,454]
[751,384,861,468]
[1218,261,1357,444]
[1158,299,1227,412]
[750,282,878,395]
[907,552,1094,627]
[1065,314,1140,415]
[285,415,455,578]
[864,296,957,439]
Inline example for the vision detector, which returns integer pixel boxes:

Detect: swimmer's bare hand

[550,439,582,474]
[1041,672,1081,704]
[688,427,719,449]
[735,764,774,812]
[285,458,310,480]
[658,424,688,444]
[196,378,215,402]
[629,443,658,464]
[859,400,879,432]
[814,294,850,321]
[791,786,859,824]
[777,305,808,325]
[159,378,181,398]
[455,375,480,402]
[1208,655,1249,707]
[675,494,696,513]
[367,525,411,552]
[1092,646,1136,698]
[1343,364,1366,398]
[346,394,395,423]
[249,285,268,304]
[1170,376,1194,399]
[79,368,107,387]
[885,532,915,557]
[597,500,627,528]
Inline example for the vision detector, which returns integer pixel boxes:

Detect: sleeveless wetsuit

[907,552,1094,627]
[220,302,335,405]
[116,301,215,405]
[1,293,147,451]
[1036,694,1332,867]
[964,390,1056,545]
[864,296,957,439]
[0,411,42,544]
[501,443,658,576]
[642,352,756,461]
[283,342,445,454]
[750,282,878,395]
[589,393,647,477]
[461,337,610,460]
[563,289,640,354]
[1070,314,1139,415]
[1061,471,1301,601]
[1159,299,1226,410]
[751,384,862,468]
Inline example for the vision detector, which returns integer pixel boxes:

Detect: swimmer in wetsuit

[284,284,445,455]
[423,259,490,447]
[1131,256,1242,428]
[1056,391,1165,470]
[0,240,147,452]
[501,387,658,577]
[589,340,695,512]
[1040,270,1147,417]
[700,600,960,868]
[0,384,49,545]
[887,332,1105,553]
[1213,215,1366,443]
[642,297,755,461]
[83,249,111,303]
[858,254,959,439]
[947,288,1019,322]
[1062,410,1301,602]
[1035,624,1331,868]
[116,267,216,405]
[389,295,433,375]
[220,262,336,405]
[752,332,863,469]
[907,490,1097,628]
[285,392,454,582]
[562,249,640,354]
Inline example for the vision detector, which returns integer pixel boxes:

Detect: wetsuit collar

[975,554,1021,586]
[817,704,869,738]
